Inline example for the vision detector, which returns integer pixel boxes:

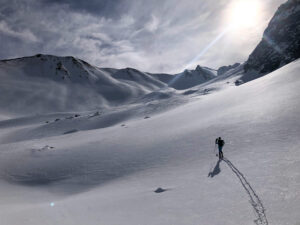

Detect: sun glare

[228,0,261,29]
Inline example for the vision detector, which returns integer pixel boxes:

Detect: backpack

[219,140,225,146]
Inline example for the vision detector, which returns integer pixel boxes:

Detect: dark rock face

[217,63,240,76]
[244,0,300,75]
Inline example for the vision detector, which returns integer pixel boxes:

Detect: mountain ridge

[0,54,218,115]
[242,0,300,82]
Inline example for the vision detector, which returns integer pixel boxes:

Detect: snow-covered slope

[0,54,170,115]
[0,59,299,225]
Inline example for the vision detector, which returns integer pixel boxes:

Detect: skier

[215,137,225,159]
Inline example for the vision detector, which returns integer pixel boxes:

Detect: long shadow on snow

[208,159,221,178]
[223,158,268,225]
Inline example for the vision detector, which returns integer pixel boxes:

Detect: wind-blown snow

[0,57,299,225]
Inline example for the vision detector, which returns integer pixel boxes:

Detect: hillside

[0,59,299,225]
[0,54,218,116]
[0,54,170,115]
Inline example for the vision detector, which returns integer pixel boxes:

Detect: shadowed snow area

[0,57,299,224]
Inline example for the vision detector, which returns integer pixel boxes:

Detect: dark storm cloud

[0,0,287,73]
[41,0,129,19]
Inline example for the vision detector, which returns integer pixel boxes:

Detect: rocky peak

[195,65,202,71]
[243,0,300,75]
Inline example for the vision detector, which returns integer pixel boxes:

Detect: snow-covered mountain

[242,0,300,82]
[217,63,240,76]
[168,65,217,90]
[0,54,219,116]
[0,54,174,115]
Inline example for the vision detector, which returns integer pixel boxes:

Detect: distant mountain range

[0,54,218,115]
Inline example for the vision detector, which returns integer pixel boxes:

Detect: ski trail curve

[223,158,268,225]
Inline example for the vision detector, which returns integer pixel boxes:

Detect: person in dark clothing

[215,137,225,159]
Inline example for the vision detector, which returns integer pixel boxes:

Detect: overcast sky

[0,0,286,73]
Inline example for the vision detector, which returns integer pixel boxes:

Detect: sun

[228,0,262,29]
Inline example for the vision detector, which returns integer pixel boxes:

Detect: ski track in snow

[223,158,268,225]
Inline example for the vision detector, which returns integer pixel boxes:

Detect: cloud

[0,21,39,42]
[41,0,129,19]
[0,0,287,73]
[144,15,159,33]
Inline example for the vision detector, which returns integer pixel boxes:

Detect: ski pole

[214,143,216,153]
